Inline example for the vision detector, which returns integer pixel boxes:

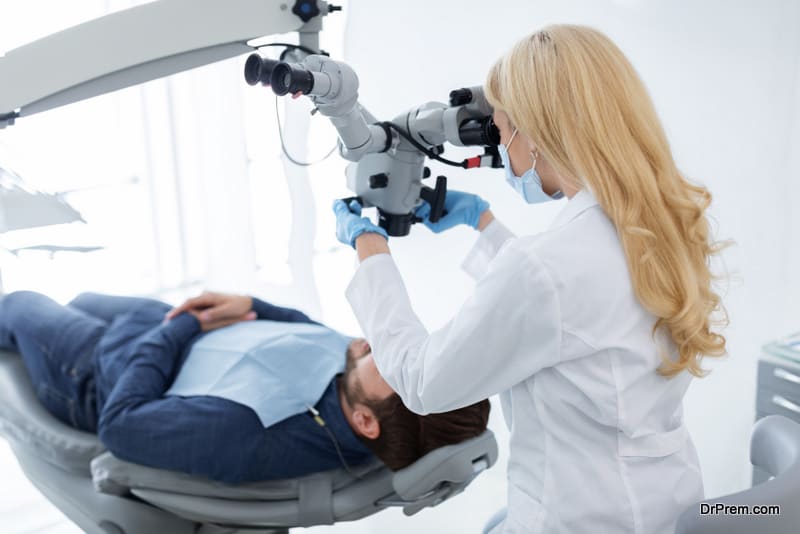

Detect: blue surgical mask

[498,128,564,203]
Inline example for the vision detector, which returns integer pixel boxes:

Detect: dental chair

[675,415,800,534]
[0,350,498,533]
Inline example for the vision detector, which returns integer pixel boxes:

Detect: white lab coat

[345,189,704,533]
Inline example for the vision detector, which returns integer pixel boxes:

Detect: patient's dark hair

[358,393,490,471]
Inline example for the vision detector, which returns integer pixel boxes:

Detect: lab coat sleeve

[461,218,516,281]
[345,242,561,415]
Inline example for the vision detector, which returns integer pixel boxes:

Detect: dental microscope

[245,54,502,236]
[0,0,502,237]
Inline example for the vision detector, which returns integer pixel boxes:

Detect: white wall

[0,1,799,532]
[332,1,800,528]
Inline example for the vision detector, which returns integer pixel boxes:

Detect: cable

[275,95,338,166]
[256,43,337,166]
[306,404,366,480]
[381,121,466,168]
[261,44,462,169]
[256,42,328,58]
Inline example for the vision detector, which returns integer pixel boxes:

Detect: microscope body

[246,53,501,236]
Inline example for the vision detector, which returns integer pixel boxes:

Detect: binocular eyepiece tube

[244,53,330,97]
[458,116,501,147]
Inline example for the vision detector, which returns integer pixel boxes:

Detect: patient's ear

[353,406,380,439]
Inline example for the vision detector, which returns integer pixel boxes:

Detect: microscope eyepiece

[244,54,317,96]
[458,116,500,147]
[449,88,475,107]
[244,54,280,86]
[270,62,315,96]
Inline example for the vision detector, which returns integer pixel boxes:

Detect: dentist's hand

[333,199,389,248]
[165,291,256,331]
[414,190,490,233]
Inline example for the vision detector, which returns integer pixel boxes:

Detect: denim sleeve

[97,313,277,482]
[250,297,318,324]
[97,315,209,464]
[100,394,270,482]
[67,292,170,325]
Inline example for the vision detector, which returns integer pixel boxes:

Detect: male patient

[0,290,489,483]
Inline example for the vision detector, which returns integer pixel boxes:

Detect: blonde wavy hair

[484,24,727,377]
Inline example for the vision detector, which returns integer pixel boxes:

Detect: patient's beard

[341,345,366,409]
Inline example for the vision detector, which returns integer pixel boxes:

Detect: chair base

[11,441,291,534]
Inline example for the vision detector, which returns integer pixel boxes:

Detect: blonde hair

[485,25,727,377]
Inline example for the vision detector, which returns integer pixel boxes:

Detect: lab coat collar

[548,188,600,230]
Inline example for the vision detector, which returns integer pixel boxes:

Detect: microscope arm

[0,0,329,128]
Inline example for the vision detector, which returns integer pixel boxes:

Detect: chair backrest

[0,348,500,530]
[0,350,104,474]
[97,429,499,526]
[675,415,800,534]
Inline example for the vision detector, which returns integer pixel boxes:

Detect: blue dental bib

[166,320,351,428]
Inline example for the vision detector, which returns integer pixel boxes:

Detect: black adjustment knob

[369,173,389,189]
[449,88,473,107]
[292,0,320,22]
[422,166,431,179]
[419,176,448,223]
[328,4,343,12]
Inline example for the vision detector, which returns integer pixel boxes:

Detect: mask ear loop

[506,128,519,148]
[530,149,565,198]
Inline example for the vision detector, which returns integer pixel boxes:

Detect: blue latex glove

[332,199,389,248]
[414,190,490,233]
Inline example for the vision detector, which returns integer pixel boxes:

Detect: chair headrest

[392,429,498,501]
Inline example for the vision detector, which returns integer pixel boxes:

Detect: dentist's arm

[415,190,515,280]
[354,203,497,261]
[477,209,496,231]
[333,199,389,258]
[355,232,390,261]
[335,194,512,279]
[413,190,491,235]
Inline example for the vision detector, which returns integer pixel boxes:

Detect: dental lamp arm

[0,0,335,128]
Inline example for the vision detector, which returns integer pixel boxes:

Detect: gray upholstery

[0,349,498,533]
[0,351,199,534]
[91,451,385,499]
[0,350,105,474]
[91,453,393,528]
[90,428,497,527]
[389,431,497,516]
[675,415,800,534]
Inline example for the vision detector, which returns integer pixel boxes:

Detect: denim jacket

[93,298,375,483]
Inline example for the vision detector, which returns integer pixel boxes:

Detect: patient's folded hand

[165,292,256,332]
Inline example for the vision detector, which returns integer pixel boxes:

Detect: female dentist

[332,25,727,533]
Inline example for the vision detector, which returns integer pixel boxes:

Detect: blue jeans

[0,291,167,433]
